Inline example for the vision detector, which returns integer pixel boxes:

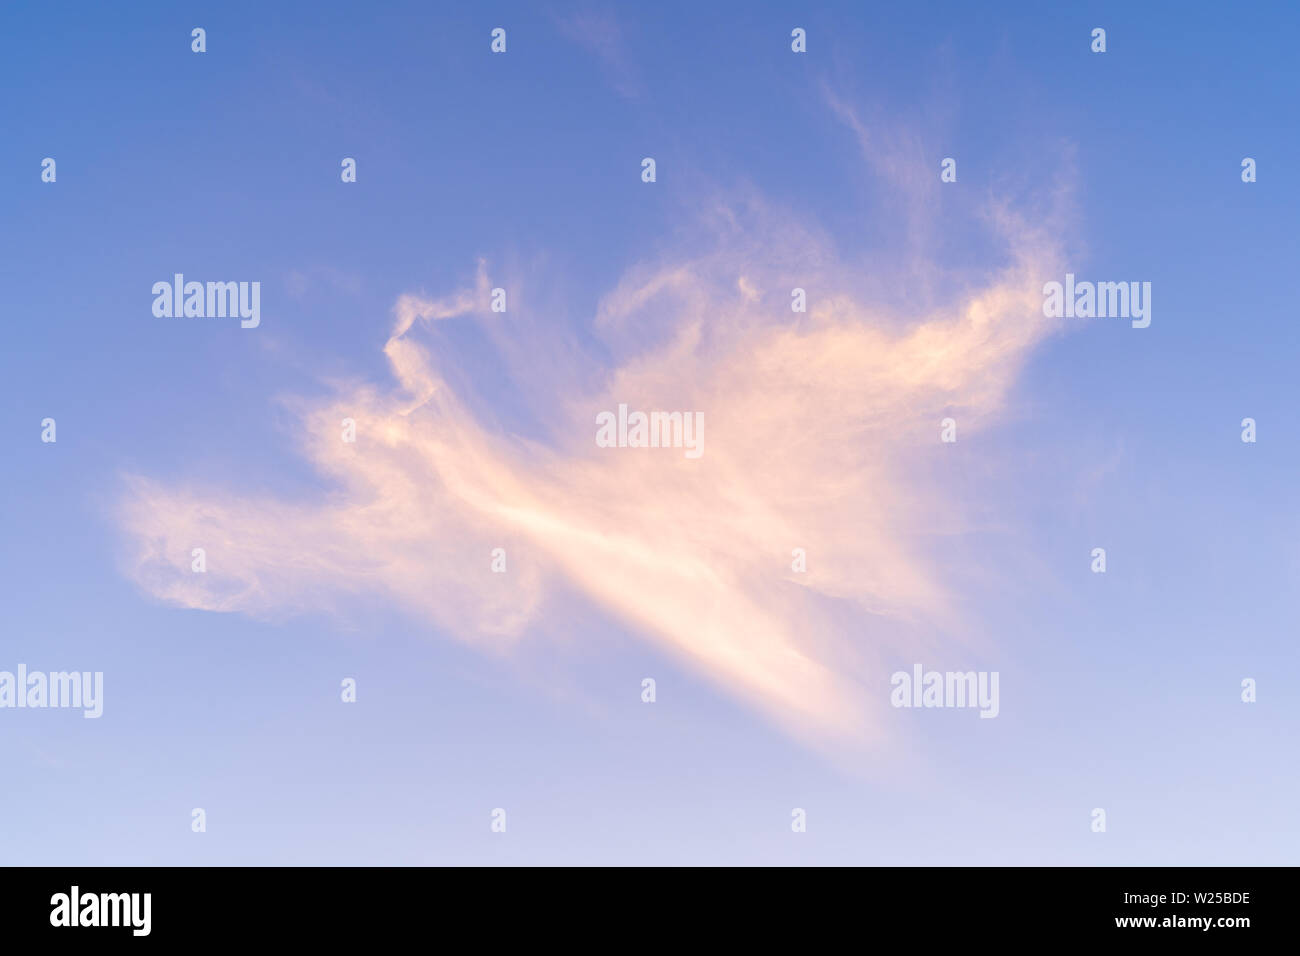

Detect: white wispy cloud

[554,6,643,99]
[117,123,1072,754]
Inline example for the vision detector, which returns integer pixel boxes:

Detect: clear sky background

[2,1,1297,865]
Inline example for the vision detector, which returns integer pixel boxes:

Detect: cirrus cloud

[117,130,1073,754]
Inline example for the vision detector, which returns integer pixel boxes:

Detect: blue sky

[1,1,1297,865]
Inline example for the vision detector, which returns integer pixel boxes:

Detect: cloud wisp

[118,156,1070,754]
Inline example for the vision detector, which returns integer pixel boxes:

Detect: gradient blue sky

[2,1,1298,865]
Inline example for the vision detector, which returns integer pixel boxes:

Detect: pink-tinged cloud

[117,147,1071,753]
